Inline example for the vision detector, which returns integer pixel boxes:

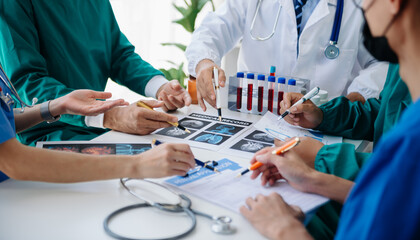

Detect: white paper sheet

[165,158,328,214]
[254,112,342,145]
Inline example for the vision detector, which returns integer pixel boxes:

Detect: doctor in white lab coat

[185,0,388,110]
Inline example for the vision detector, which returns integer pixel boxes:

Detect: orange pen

[236,137,300,177]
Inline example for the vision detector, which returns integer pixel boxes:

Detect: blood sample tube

[288,79,297,93]
[267,76,275,112]
[257,74,265,112]
[246,73,254,111]
[277,77,286,115]
[236,72,244,109]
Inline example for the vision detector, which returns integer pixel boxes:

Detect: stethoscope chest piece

[324,43,340,59]
[211,216,235,234]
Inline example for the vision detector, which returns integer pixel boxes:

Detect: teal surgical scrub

[0,0,164,146]
[0,67,16,182]
[307,64,412,239]
[336,99,420,239]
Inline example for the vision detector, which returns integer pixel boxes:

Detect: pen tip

[218,116,222,121]
[235,173,241,178]
[215,168,220,173]
[185,128,191,134]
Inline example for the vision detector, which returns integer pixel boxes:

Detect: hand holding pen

[152,140,220,173]
[137,101,191,133]
[278,91,324,129]
[237,137,300,177]
[249,138,318,191]
[278,87,320,121]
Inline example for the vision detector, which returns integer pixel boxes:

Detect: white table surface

[0,105,362,240]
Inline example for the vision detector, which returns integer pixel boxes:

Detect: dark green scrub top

[314,64,411,180]
[0,0,164,145]
[307,64,412,240]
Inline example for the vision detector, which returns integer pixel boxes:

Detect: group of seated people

[0,0,419,239]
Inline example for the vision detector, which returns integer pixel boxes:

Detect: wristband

[40,100,61,123]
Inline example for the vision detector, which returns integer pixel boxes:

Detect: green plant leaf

[161,42,187,52]
[173,3,189,16]
[159,63,187,89]
[172,0,214,33]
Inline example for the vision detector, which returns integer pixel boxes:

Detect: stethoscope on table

[0,65,37,112]
[104,178,235,240]
[249,0,344,59]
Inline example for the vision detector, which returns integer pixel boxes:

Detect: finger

[183,92,192,106]
[218,68,227,87]
[283,93,293,109]
[197,90,207,112]
[255,194,265,202]
[169,169,189,177]
[289,105,303,114]
[168,95,185,109]
[203,94,217,109]
[89,91,113,100]
[239,205,251,218]
[170,161,194,172]
[170,80,182,91]
[86,99,129,115]
[252,147,273,160]
[274,139,284,146]
[141,99,165,108]
[250,169,262,180]
[168,143,194,156]
[255,151,275,164]
[261,169,278,186]
[160,93,177,110]
[198,69,216,106]
[245,197,256,209]
[169,148,195,168]
[141,108,178,123]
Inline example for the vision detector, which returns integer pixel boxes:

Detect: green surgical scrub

[307,64,412,239]
[0,0,164,146]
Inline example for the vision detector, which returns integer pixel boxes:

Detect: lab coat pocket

[314,48,356,98]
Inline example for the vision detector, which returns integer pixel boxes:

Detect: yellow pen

[136,101,191,133]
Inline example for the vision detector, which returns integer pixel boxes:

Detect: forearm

[14,98,64,133]
[307,171,354,204]
[0,138,137,183]
[13,105,43,133]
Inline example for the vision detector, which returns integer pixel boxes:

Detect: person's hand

[280,92,323,129]
[49,90,129,117]
[346,92,366,104]
[103,99,178,135]
[195,59,226,111]
[274,137,324,168]
[240,193,312,240]
[134,143,195,178]
[250,147,316,192]
[156,80,192,112]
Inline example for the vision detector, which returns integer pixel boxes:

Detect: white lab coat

[185,0,388,100]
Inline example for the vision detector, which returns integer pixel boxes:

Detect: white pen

[278,87,320,121]
[213,67,222,121]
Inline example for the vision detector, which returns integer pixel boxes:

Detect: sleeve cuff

[187,54,221,77]
[315,102,337,131]
[85,114,105,129]
[144,75,168,98]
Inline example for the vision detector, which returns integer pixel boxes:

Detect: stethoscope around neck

[249,0,344,59]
